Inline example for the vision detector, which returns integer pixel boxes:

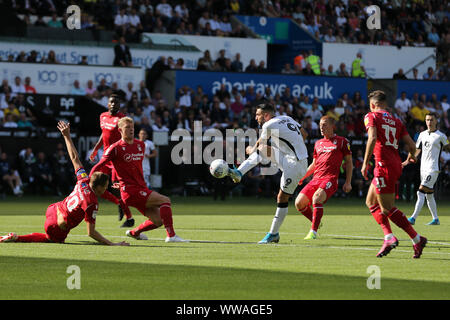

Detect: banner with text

[0,41,202,69]
[175,70,367,105]
[0,62,144,94]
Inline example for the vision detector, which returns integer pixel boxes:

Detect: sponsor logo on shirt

[124,153,144,162]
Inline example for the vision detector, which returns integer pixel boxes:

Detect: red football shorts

[97,161,118,181]
[300,178,338,205]
[44,203,69,243]
[121,185,153,215]
[372,164,402,194]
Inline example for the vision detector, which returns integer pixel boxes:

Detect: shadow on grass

[0,256,449,300]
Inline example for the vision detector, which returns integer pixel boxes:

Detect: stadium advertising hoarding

[174,70,367,105]
[396,80,450,100]
[0,62,144,95]
[0,41,202,69]
[142,33,267,70]
[322,43,436,79]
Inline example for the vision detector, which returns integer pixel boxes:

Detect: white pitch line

[61,234,450,256]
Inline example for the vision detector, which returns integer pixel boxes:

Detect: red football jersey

[364,110,408,166]
[313,135,352,180]
[100,111,126,149]
[94,139,147,189]
[57,168,98,230]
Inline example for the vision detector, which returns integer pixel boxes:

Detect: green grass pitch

[0,195,449,300]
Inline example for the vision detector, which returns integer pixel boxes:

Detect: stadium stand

[0,0,448,198]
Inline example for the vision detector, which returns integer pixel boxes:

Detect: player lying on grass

[295,116,353,240]
[0,121,129,246]
[90,116,188,242]
[362,90,426,258]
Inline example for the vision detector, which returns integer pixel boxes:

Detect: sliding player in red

[0,121,129,246]
[295,116,353,239]
[90,94,134,227]
[362,90,427,258]
[91,117,188,242]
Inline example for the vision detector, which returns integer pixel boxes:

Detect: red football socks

[369,204,393,236]
[16,233,49,242]
[312,204,323,232]
[299,206,313,222]
[132,220,158,236]
[160,203,175,237]
[387,207,418,239]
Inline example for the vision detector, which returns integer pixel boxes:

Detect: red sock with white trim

[311,204,323,232]
[299,206,313,222]
[369,204,393,237]
[160,203,175,237]
[16,233,49,242]
[131,220,158,236]
[387,207,418,239]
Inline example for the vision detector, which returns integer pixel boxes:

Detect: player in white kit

[403,113,450,225]
[228,103,309,243]
[138,128,157,189]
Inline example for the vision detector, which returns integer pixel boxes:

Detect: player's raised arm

[89,134,103,162]
[57,121,83,173]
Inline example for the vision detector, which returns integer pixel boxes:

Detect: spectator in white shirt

[3,114,18,128]
[336,11,347,27]
[219,16,232,34]
[209,14,221,31]
[128,8,142,30]
[156,0,173,19]
[114,8,129,27]
[323,28,336,42]
[197,11,210,29]
[11,77,26,96]
[174,2,189,19]
[178,86,192,107]
[394,91,411,121]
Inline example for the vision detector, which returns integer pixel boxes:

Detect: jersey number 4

[381,125,398,149]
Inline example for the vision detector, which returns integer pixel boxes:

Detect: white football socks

[425,193,438,220]
[269,204,288,235]
[411,191,425,219]
[237,152,262,175]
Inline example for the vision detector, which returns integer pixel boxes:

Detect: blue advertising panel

[397,80,449,100]
[175,70,367,106]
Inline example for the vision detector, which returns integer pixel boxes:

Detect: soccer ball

[209,159,229,179]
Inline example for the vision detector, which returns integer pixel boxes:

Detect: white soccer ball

[209,159,229,179]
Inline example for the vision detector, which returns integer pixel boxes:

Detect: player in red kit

[91,117,188,242]
[0,121,129,246]
[295,116,353,239]
[90,94,134,227]
[362,90,427,258]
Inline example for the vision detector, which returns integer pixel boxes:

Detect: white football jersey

[416,130,449,172]
[260,115,308,162]
[142,139,155,174]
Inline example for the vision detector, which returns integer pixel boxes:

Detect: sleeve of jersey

[442,135,450,147]
[363,113,374,131]
[84,203,98,224]
[416,133,422,149]
[75,167,88,182]
[260,124,270,140]
[342,138,352,156]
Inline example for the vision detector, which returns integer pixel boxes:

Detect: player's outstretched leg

[1,232,50,243]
